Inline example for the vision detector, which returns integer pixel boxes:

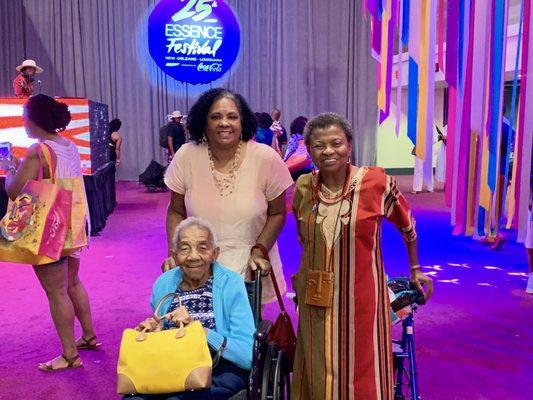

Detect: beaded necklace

[207,140,242,197]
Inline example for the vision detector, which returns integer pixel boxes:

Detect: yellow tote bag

[117,293,213,395]
[39,144,88,256]
[0,144,72,265]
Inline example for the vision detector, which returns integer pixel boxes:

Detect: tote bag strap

[39,143,57,182]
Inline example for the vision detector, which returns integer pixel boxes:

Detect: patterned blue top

[164,276,216,330]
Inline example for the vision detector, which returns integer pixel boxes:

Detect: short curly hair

[304,112,353,145]
[186,88,257,144]
[290,116,308,135]
[23,94,71,134]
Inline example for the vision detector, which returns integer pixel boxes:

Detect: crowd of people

[3,76,531,399]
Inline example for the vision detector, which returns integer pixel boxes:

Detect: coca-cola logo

[148,0,241,84]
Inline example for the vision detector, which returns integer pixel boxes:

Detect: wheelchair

[229,273,291,400]
[388,277,426,400]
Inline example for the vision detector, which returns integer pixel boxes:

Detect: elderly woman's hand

[164,306,192,325]
[409,269,434,301]
[247,248,272,276]
[136,317,161,332]
[161,255,177,272]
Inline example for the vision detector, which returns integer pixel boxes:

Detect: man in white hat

[13,59,43,98]
[166,110,185,160]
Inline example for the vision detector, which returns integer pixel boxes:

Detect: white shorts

[526,209,533,249]
[69,249,82,259]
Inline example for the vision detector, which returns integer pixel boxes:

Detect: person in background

[0,95,98,371]
[255,112,274,146]
[480,109,515,249]
[435,125,446,184]
[13,59,43,98]
[270,108,287,148]
[109,118,123,167]
[167,110,186,160]
[284,116,313,180]
[411,127,439,194]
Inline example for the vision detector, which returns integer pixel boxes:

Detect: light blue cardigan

[150,262,255,370]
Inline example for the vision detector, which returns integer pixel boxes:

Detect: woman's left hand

[410,269,434,301]
[247,248,272,276]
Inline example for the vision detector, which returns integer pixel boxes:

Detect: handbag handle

[251,244,286,313]
[152,292,182,322]
[151,292,186,339]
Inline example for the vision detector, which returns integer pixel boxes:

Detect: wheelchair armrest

[254,320,273,341]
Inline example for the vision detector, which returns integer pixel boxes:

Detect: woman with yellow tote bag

[0,95,99,371]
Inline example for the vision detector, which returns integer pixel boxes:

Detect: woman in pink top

[2,95,99,371]
[163,88,293,303]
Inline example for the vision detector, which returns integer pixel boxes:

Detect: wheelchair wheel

[260,343,290,400]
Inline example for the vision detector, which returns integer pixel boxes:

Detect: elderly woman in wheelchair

[123,217,255,400]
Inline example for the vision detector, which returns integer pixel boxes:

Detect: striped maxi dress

[291,166,417,400]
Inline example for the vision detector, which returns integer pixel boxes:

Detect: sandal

[39,354,83,372]
[76,335,102,350]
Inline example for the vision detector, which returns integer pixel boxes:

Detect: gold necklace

[207,141,242,197]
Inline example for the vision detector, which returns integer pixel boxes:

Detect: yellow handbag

[117,293,213,395]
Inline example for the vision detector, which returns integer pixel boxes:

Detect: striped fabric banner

[503,0,525,226]
[487,0,508,193]
[0,98,93,175]
[378,0,397,122]
[445,0,460,88]
[415,0,430,160]
[407,0,420,146]
[515,0,533,241]
[453,0,474,235]
[470,0,491,137]
[444,0,460,206]
[395,0,403,135]
[437,0,445,72]
[401,0,410,45]
[470,0,493,237]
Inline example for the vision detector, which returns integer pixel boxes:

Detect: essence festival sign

[148,0,240,84]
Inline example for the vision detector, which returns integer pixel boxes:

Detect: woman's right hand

[410,269,434,301]
[161,255,177,272]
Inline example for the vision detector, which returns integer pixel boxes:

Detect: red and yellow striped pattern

[0,97,92,175]
[292,167,414,399]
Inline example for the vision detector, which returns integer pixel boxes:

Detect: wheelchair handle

[251,244,286,313]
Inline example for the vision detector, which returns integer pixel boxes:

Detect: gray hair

[172,217,218,249]
[303,112,353,146]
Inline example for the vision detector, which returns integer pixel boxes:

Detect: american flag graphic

[0,97,93,175]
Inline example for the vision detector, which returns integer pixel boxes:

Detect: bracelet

[251,243,270,261]
[410,264,421,271]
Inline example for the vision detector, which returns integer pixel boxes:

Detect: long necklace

[207,141,242,197]
[315,163,352,205]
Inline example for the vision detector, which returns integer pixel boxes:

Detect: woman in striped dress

[291,113,433,399]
